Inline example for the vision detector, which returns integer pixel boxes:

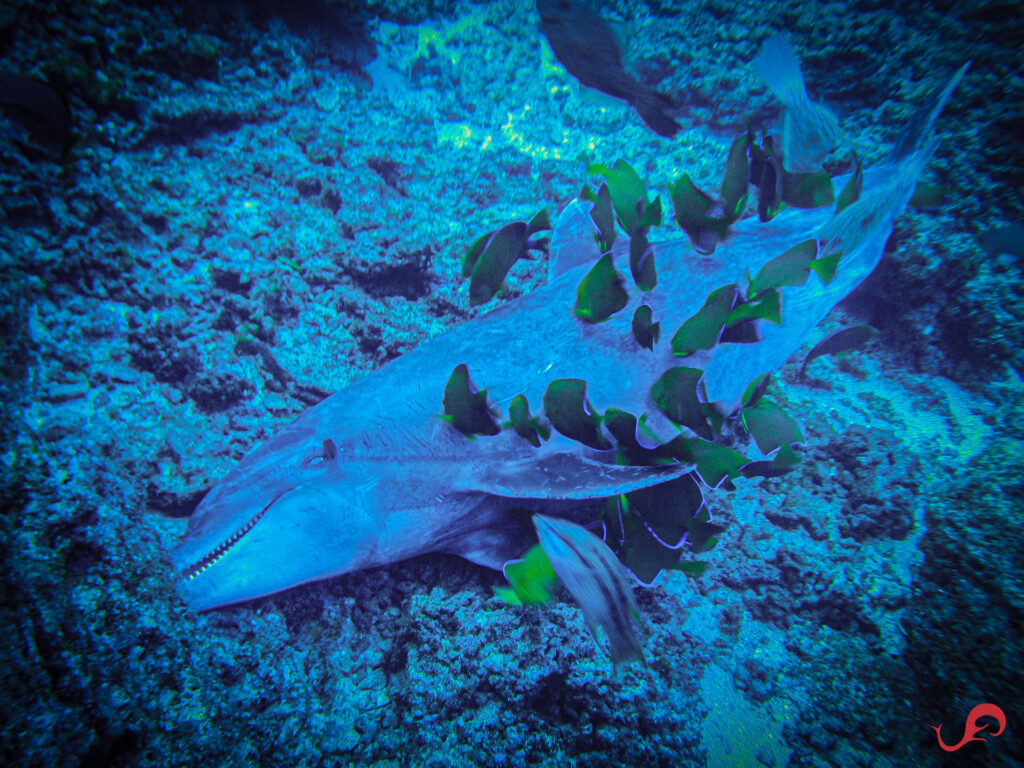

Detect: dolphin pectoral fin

[465,452,691,500]
[440,512,537,571]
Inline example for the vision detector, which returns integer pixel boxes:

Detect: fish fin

[549,199,604,279]
[816,63,967,270]
[634,89,680,138]
[889,61,970,162]
[754,32,807,105]
[460,450,690,500]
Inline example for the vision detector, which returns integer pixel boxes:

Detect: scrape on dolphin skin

[172,57,966,619]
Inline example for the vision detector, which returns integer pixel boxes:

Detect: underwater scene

[1,0,1022,766]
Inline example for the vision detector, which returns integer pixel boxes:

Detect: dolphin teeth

[180,504,269,581]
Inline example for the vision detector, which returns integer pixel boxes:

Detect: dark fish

[977,224,1024,261]
[908,181,946,210]
[800,324,878,379]
[0,71,72,147]
[537,0,680,138]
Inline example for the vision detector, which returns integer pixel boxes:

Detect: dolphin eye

[304,438,338,468]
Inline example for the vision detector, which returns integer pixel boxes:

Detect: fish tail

[879,63,969,207]
[635,88,681,138]
[816,64,969,284]
[888,61,970,162]
[821,61,969,258]
[754,32,808,105]
[818,136,939,280]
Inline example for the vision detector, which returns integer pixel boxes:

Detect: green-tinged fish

[537,0,680,138]
[800,324,878,379]
[754,33,839,173]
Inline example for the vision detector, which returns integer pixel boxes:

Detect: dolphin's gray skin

[172,64,965,612]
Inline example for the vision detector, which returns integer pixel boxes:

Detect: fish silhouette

[537,0,680,138]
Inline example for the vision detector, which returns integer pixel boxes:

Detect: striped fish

[754,32,840,174]
[533,514,645,668]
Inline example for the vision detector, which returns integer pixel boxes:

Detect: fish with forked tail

[537,0,681,138]
[754,32,840,173]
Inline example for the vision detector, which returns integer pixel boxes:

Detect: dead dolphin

[171,58,966,612]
